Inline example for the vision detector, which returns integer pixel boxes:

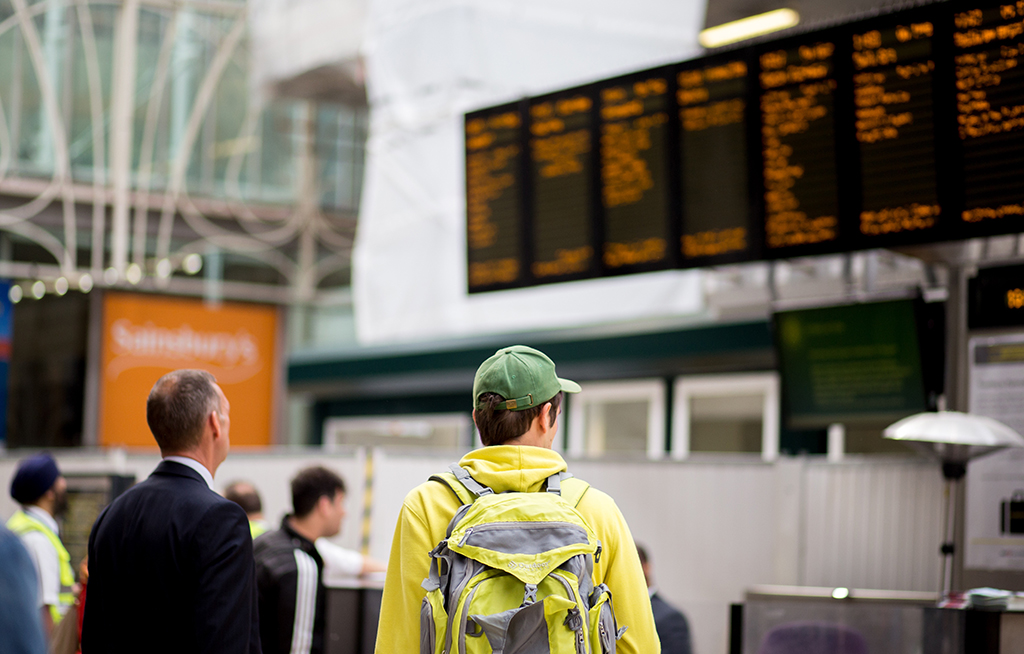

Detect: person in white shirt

[7,452,75,638]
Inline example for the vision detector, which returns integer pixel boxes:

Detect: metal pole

[109,0,140,276]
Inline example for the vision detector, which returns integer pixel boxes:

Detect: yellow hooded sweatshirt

[374,445,661,654]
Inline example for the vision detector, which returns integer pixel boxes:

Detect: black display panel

[465,103,527,292]
[678,56,760,265]
[774,299,933,428]
[968,263,1024,329]
[527,88,599,284]
[850,9,949,247]
[464,1,1024,293]
[597,68,675,274]
[952,2,1024,234]
[758,38,843,257]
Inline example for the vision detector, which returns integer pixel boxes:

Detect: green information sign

[775,300,927,428]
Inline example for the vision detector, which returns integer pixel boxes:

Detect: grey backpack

[419,463,625,654]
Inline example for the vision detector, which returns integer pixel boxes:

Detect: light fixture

[78,274,94,293]
[156,258,173,279]
[885,410,1024,468]
[884,411,1024,600]
[8,285,23,304]
[182,253,203,275]
[103,267,119,286]
[54,277,69,296]
[699,8,800,49]
[126,263,143,285]
[31,281,45,299]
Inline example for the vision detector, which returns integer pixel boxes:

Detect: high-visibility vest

[249,519,268,539]
[7,510,76,623]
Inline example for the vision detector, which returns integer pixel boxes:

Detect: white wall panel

[802,459,944,593]
[1,451,946,654]
[571,458,780,654]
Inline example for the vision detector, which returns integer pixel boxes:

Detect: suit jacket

[651,592,692,654]
[82,460,260,654]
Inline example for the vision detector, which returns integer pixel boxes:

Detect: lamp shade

[884,411,1024,466]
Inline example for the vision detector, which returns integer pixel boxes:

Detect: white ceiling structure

[0,0,357,304]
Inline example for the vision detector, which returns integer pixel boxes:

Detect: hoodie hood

[458,446,567,493]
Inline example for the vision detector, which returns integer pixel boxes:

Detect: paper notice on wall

[966,334,1024,571]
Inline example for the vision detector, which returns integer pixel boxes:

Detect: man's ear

[538,402,553,433]
[209,410,223,439]
[316,494,333,515]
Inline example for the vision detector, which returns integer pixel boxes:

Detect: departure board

[953,2,1024,230]
[465,104,526,292]
[464,1,1024,293]
[852,12,944,244]
[678,57,756,264]
[759,40,841,255]
[597,69,674,274]
[528,89,598,283]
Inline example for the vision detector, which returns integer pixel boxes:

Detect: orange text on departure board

[600,78,669,268]
[465,112,521,251]
[532,246,593,278]
[677,61,750,259]
[604,238,667,268]
[955,4,1024,224]
[852,23,940,236]
[761,46,838,248]
[759,43,834,89]
[600,78,667,209]
[682,228,747,258]
[1008,288,1024,308]
[530,96,592,178]
[861,204,940,234]
[469,258,520,287]
[852,23,933,144]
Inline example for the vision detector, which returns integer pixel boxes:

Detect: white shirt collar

[25,505,59,534]
[163,456,215,490]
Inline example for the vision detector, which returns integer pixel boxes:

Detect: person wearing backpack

[374,345,660,654]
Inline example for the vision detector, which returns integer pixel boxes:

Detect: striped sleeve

[289,550,318,654]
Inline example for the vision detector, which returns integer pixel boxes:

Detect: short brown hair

[146,369,220,453]
[474,391,562,446]
[291,467,346,518]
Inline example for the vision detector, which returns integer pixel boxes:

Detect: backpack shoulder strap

[431,466,590,506]
[429,471,477,505]
[429,463,495,505]
[559,476,591,508]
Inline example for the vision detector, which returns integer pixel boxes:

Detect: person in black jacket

[637,544,693,654]
[254,466,348,654]
[82,369,260,654]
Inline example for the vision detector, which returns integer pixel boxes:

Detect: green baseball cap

[473,345,581,411]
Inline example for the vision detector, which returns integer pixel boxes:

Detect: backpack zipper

[454,521,588,547]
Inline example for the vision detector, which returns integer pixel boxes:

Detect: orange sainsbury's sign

[99,293,279,448]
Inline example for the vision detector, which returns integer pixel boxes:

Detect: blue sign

[0,281,12,444]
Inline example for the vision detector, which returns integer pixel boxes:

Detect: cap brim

[558,377,581,393]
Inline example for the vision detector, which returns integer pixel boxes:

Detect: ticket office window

[672,374,779,461]
[323,413,473,449]
[566,380,666,459]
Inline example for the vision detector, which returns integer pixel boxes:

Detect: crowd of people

[1,347,693,654]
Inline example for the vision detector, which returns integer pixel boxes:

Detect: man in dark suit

[82,369,260,654]
[637,544,693,654]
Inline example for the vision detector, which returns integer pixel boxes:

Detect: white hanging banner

[353,0,708,345]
